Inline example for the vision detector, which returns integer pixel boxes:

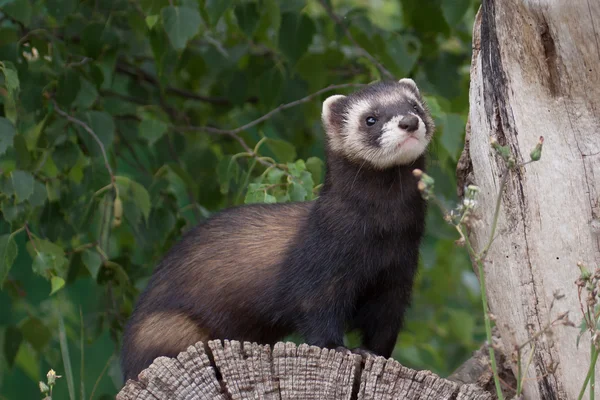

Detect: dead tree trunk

[116,340,492,399]
[459,0,600,399]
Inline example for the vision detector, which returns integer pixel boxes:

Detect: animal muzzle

[398,115,419,132]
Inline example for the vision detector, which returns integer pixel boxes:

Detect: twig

[177,83,363,169]
[318,0,395,80]
[578,345,599,400]
[24,223,38,252]
[66,57,92,68]
[65,242,98,256]
[180,83,363,136]
[51,99,115,185]
[516,312,569,352]
[89,355,114,400]
[79,307,86,400]
[478,169,509,260]
[458,225,505,400]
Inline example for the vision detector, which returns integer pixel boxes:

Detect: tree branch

[51,99,115,185]
[318,0,395,80]
[176,83,364,169]
[179,83,363,136]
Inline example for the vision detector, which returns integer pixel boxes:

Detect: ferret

[120,78,435,381]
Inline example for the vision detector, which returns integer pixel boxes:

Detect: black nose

[398,115,419,132]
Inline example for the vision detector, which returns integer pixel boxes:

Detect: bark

[461,0,600,399]
[116,340,492,400]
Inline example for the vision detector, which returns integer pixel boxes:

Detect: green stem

[516,351,522,395]
[479,171,509,258]
[460,226,504,400]
[58,306,76,400]
[578,344,599,400]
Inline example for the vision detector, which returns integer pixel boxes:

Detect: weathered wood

[117,340,493,399]
[462,0,600,398]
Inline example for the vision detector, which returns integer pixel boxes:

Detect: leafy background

[0,0,482,398]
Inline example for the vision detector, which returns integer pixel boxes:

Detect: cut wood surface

[460,0,600,399]
[117,340,493,399]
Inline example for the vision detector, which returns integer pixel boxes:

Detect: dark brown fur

[121,80,433,381]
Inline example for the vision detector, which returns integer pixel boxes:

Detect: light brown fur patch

[133,312,208,356]
[180,204,312,301]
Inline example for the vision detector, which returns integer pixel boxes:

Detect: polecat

[120,78,435,381]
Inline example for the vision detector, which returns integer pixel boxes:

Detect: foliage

[0,0,481,397]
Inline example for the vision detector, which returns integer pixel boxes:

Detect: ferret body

[121,79,435,381]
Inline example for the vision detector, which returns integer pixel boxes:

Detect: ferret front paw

[350,347,378,360]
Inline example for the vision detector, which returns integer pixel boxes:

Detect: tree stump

[117,340,492,399]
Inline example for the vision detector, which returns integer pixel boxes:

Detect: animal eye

[412,104,420,112]
[365,116,377,126]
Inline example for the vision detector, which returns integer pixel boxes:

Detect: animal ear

[398,78,419,94]
[321,94,346,135]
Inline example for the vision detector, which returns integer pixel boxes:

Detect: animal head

[321,79,435,169]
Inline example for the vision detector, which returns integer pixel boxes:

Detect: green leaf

[0,62,20,94]
[32,252,56,277]
[447,309,475,347]
[46,0,78,21]
[116,176,151,223]
[82,249,102,280]
[217,156,240,194]
[2,0,32,26]
[305,157,324,185]
[423,95,443,120]
[0,234,18,287]
[139,0,169,14]
[256,0,281,39]
[441,113,465,161]
[258,68,283,108]
[401,0,450,37]
[81,23,105,58]
[15,342,39,381]
[288,181,307,201]
[288,159,307,178]
[205,0,233,25]
[20,318,51,351]
[386,36,420,77]
[80,111,115,157]
[0,117,16,156]
[145,15,159,29]
[279,12,316,64]
[576,319,588,348]
[244,183,276,204]
[161,6,202,50]
[13,133,31,169]
[11,170,34,203]
[50,276,65,295]
[28,239,69,278]
[266,168,285,184]
[441,0,471,26]
[1,202,27,224]
[29,180,47,208]
[73,77,99,110]
[266,138,297,163]
[280,0,306,12]
[234,2,260,37]
[53,140,81,171]
[56,69,82,106]
[139,118,168,145]
[4,326,22,367]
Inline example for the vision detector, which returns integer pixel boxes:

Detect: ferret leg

[353,288,409,358]
[298,310,346,350]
